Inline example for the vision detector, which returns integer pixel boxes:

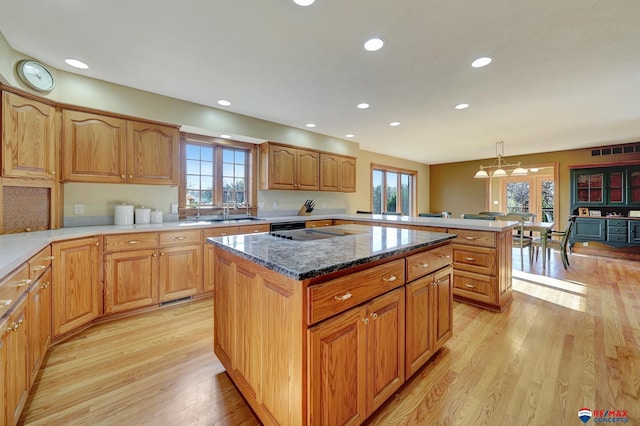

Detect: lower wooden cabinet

[104,249,158,314]
[0,320,7,425]
[28,268,51,384]
[158,244,201,302]
[5,295,29,426]
[52,237,101,337]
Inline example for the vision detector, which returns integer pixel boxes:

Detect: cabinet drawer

[305,219,333,228]
[308,259,405,325]
[448,229,496,248]
[453,270,495,305]
[104,232,158,252]
[28,245,53,281]
[607,219,627,227]
[160,230,202,246]
[236,224,270,234]
[0,263,30,318]
[607,233,628,243]
[607,226,627,235]
[204,226,239,237]
[406,245,452,281]
[452,244,496,276]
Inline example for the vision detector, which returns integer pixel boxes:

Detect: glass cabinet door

[576,171,603,203]
[608,171,625,204]
[629,169,640,205]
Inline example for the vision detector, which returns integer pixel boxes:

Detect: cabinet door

[6,295,29,426]
[572,218,606,242]
[62,110,127,183]
[0,323,7,426]
[213,250,235,367]
[268,144,297,189]
[126,121,179,185]
[2,91,56,179]
[432,267,453,351]
[629,169,640,206]
[296,148,319,190]
[28,268,51,386]
[104,249,158,314]
[52,237,101,337]
[158,244,201,302]
[405,275,434,378]
[629,221,640,244]
[366,288,405,416]
[319,154,340,191]
[607,170,625,204]
[309,305,367,426]
[339,156,357,192]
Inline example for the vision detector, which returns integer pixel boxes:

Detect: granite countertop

[0,213,515,279]
[207,224,457,280]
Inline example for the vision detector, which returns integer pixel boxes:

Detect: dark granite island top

[206,224,456,281]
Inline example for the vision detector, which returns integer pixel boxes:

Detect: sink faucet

[195,202,200,222]
[223,187,237,219]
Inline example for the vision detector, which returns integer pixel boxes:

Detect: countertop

[208,224,457,280]
[0,213,515,279]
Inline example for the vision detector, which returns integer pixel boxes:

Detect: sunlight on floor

[512,269,587,312]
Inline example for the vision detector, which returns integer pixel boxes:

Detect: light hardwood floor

[20,250,640,425]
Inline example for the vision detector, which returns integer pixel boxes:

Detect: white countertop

[0,214,516,278]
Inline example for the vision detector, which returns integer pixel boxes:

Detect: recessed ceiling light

[217,99,231,106]
[65,59,88,69]
[293,0,315,6]
[357,103,370,109]
[389,121,400,127]
[364,38,384,52]
[345,134,355,138]
[455,103,469,110]
[471,57,492,68]
[306,123,316,128]
[220,134,231,139]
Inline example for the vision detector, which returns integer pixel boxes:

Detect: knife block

[297,205,312,216]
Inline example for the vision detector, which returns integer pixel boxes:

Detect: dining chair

[462,213,496,220]
[532,216,577,269]
[501,214,534,269]
[418,213,443,217]
[356,210,372,214]
[478,211,506,217]
[383,211,402,216]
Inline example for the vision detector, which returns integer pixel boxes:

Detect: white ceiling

[1,0,639,164]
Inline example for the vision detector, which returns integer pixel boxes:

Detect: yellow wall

[0,34,430,219]
[430,147,640,228]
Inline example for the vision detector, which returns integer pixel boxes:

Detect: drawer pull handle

[13,279,32,288]
[420,263,429,268]
[370,312,378,320]
[32,265,46,271]
[40,282,50,289]
[465,284,476,289]
[382,275,397,283]
[9,319,23,332]
[176,236,186,240]
[464,236,476,240]
[362,317,369,325]
[334,291,352,301]
[0,299,12,307]
[127,240,140,244]
[439,254,451,259]
[465,257,476,261]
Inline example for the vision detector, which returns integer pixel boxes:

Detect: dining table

[523,221,555,269]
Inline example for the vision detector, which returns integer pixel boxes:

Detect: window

[371,165,416,215]
[180,133,257,215]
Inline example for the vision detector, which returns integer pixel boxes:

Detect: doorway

[499,169,556,222]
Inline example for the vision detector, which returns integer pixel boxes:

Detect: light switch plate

[73,204,84,215]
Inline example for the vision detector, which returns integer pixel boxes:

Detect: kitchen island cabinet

[209,224,455,425]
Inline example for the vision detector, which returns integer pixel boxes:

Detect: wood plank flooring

[20,250,640,425]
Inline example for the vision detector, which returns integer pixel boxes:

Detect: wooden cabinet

[319,153,357,192]
[61,109,179,185]
[305,219,333,228]
[5,295,29,426]
[62,110,127,183]
[0,319,7,426]
[28,268,51,385]
[1,91,56,179]
[104,248,158,314]
[259,142,319,190]
[52,237,101,337]
[158,244,201,302]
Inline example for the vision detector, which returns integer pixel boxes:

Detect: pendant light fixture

[474,141,529,178]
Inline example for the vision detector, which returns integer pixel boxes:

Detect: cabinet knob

[370,312,378,320]
[362,317,369,325]
[128,174,133,179]
[464,284,476,289]
[152,253,157,257]
[121,174,126,179]
[50,170,56,175]
[465,257,476,262]
[95,242,100,246]
[25,228,32,232]
[41,282,50,289]
[43,256,55,261]
[420,263,429,268]
[160,252,165,256]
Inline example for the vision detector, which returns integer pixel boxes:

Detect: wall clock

[16,60,55,92]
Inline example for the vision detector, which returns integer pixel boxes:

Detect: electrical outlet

[273,201,278,209]
[583,242,589,247]
[170,203,178,214]
[73,204,84,215]
[258,202,264,209]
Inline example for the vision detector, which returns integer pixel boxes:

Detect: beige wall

[0,35,430,219]
[430,147,640,228]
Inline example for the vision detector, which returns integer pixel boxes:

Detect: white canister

[150,210,163,224]
[114,204,134,226]
[135,207,151,224]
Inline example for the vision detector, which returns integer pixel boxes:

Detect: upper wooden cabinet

[319,153,357,192]
[62,109,179,185]
[2,91,57,179]
[260,142,319,190]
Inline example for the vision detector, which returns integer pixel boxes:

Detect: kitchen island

[208,224,456,426]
